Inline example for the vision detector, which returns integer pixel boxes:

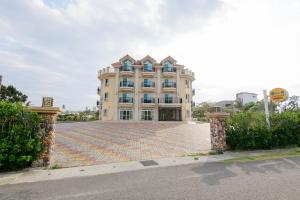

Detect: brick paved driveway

[52,121,211,167]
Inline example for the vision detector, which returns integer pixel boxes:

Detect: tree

[281,95,299,112]
[234,99,244,112]
[192,102,211,121]
[0,85,28,103]
[243,102,255,112]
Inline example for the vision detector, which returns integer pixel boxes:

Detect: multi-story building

[236,92,258,105]
[97,55,195,121]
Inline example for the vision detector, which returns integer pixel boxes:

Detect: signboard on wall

[42,97,54,107]
[269,88,289,103]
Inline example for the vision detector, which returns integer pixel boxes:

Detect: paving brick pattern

[52,121,211,167]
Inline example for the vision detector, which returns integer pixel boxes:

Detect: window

[163,61,174,72]
[120,110,133,120]
[164,93,173,103]
[121,78,133,87]
[186,94,190,103]
[103,109,108,116]
[105,79,109,86]
[143,79,152,87]
[123,60,133,71]
[164,79,174,87]
[142,110,153,120]
[185,80,189,88]
[143,93,153,103]
[143,60,153,72]
[121,93,133,103]
[104,92,108,101]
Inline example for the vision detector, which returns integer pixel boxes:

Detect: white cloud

[0,0,299,109]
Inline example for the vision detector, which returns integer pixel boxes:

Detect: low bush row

[226,112,300,150]
[0,101,41,171]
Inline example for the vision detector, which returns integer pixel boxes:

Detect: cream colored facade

[97,55,195,121]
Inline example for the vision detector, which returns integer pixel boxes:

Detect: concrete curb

[1,148,299,186]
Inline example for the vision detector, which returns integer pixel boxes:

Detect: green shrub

[226,111,300,150]
[0,101,42,171]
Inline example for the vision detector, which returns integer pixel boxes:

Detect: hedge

[226,111,300,150]
[0,101,42,171]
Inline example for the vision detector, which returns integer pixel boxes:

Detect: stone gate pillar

[205,112,230,151]
[30,97,61,167]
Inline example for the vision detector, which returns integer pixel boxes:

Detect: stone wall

[205,112,229,151]
[30,106,61,167]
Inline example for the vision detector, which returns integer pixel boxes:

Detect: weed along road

[1,157,300,200]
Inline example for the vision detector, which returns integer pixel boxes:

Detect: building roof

[236,92,258,96]
[140,55,157,64]
[160,56,177,64]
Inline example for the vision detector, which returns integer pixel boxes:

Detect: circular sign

[269,88,289,103]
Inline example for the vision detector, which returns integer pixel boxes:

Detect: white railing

[181,69,194,77]
[98,67,116,77]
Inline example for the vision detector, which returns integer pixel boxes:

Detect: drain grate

[140,160,159,166]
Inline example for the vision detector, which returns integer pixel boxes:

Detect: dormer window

[163,60,175,72]
[122,59,133,71]
[143,60,153,72]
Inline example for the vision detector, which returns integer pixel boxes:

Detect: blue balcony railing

[119,97,134,103]
[120,81,134,87]
[141,98,155,103]
[142,82,155,88]
[162,82,176,88]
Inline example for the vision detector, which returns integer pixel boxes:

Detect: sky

[0,0,299,110]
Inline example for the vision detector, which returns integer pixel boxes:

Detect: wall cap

[29,106,62,114]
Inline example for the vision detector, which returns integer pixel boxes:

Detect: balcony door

[159,108,181,121]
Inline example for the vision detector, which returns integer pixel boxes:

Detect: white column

[157,68,161,94]
[155,68,161,121]
[134,68,139,121]
[114,68,119,120]
[176,69,181,97]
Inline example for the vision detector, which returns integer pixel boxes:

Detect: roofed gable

[140,55,157,64]
[119,54,136,64]
[160,56,177,65]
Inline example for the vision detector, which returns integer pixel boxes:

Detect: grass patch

[188,150,224,157]
[50,164,62,169]
[222,150,300,163]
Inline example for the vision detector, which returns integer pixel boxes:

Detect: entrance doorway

[159,108,182,121]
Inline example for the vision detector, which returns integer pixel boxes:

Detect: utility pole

[263,90,271,129]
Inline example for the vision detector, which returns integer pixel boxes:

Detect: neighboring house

[236,92,258,105]
[97,55,195,121]
[216,100,235,108]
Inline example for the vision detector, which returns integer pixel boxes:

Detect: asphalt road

[1,157,300,200]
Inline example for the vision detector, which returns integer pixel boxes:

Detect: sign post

[263,90,271,129]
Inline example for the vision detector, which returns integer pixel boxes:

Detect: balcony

[180,69,195,80]
[141,98,156,107]
[119,97,134,107]
[98,67,115,79]
[158,97,182,107]
[141,68,155,77]
[120,67,134,76]
[162,67,176,77]
[162,82,176,92]
[141,82,155,92]
[119,81,134,92]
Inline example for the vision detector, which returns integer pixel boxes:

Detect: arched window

[143,60,153,72]
[123,60,133,71]
[163,61,174,72]
[122,93,133,103]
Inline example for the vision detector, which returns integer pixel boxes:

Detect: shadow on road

[191,157,300,186]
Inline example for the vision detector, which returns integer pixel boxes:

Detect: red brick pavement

[52,121,211,167]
